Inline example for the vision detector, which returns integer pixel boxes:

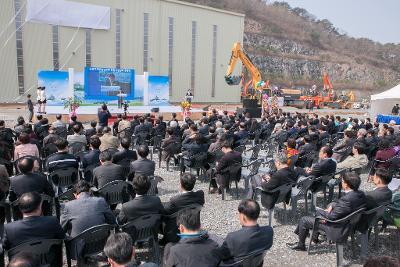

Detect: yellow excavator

[336,90,356,109]
[225,42,269,99]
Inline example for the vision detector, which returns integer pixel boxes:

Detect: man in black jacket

[82,136,101,169]
[164,173,204,215]
[9,158,55,215]
[297,146,336,178]
[112,137,137,164]
[129,145,155,179]
[162,174,204,243]
[3,192,65,250]
[217,199,273,262]
[45,138,79,173]
[287,172,366,251]
[93,150,124,188]
[365,169,393,209]
[163,209,220,267]
[210,141,242,193]
[117,175,164,225]
[260,152,298,209]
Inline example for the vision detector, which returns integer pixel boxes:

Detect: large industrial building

[0,0,244,103]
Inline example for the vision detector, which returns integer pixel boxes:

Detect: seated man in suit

[9,158,55,215]
[99,127,119,151]
[45,138,79,173]
[60,180,115,238]
[112,137,137,164]
[84,121,97,143]
[93,150,124,188]
[164,174,205,215]
[287,172,366,251]
[67,124,87,147]
[163,208,220,267]
[332,130,355,162]
[366,169,393,209]
[162,174,205,243]
[234,123,249,146]
[117,175,164,225]
[104,233,158,267]
[210,141,242,194]
[161,127,181,164]
[258,152,297,209]
[217,199,273,262]
[129,145,155,180]
[3,192,65,250]
[134,117,150,137]
[82,136,101,169]
[297,146,337,179]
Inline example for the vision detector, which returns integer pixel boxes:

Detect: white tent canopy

[370,84,400,119]
[371,84,400,100]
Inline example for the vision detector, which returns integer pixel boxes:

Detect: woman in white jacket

[37,86,46,114]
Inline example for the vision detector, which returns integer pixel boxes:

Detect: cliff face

[182,0,400,95]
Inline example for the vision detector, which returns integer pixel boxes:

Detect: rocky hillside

[183,0,400,95]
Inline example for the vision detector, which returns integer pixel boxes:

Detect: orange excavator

[299,72,335,108]
[225,42,269,99]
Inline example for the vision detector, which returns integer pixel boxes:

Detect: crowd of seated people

[0,108,398,266]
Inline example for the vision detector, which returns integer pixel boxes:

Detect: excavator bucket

[225,75,241,85]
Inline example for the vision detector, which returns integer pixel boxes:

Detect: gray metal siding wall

[0,0,244,103]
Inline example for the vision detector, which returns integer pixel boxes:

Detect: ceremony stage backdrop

[37,68,169,107]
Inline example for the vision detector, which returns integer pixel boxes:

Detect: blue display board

[38,70,70,106]
[84,67,135,101]
[148,76,169,106]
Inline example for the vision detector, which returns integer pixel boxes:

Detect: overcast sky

[273,0,399,44]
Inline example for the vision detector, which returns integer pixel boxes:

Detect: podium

[117,93,127,109]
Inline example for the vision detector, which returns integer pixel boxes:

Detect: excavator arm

[225,42,263,90]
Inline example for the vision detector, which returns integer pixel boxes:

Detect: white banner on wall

[26,0,111,30]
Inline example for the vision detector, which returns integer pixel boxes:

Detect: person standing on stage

[37,87,47,114]
[391,104,399,115]
[98,104,112,128]
[117,89,124,109]
[185,89,193,103]
[26,94,34,123]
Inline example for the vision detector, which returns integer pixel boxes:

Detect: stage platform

[45,104,206,122]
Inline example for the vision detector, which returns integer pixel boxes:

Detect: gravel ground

[152,150,400,267]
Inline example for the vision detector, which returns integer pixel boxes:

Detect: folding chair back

[98,180,130,206]
[68,142,86,155]
[65,224,114,267]
[49,167,79,189]
[8,239,63,267]
[219,249,266,267]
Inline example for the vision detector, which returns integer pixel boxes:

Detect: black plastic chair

[242,145,261,165]
[218,248,266,267]
[149,135,164,161]
[308,207,366,267]
[48,167,79,218]
[120,214,162,264]
[82,163,100,183]
[181,152,208,177]
[115,158,132,180]
[0,201,11,224]
[159,141,181,171]
[7,239,63,267]
[255,182,295,226]
[65,224,114,267]
[290,176,315,214]
[233,145,246,154]
[220,162,242,200]
[353,203,390,260]
[147,176,163,196]
[308,173,336,211]
[296,151,317,168]
[55,127,67,139]
[68,142,86,156]
[242,159,264,193]
[41,143,58,159]
[97,180,131,206]
[118,127,132,140]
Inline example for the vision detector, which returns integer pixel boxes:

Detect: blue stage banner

[38,70,70,106]
[148,76,169,106]
[84,67,135,101]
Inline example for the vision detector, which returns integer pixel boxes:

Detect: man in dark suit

[234,123,249,146]
[259,152,298,209]
[163,209,220,267]
[9,158,55,216]
[298,146,336,178]
[332,130,355,162]
[217,199,273,262]
[93,150,124,188]
[161,128,181,163]
[287,172,366,251]
[198,118,210,136]
[3,192,65,250]
[84,121,97,143]
[117,175,164,225]
[112,137,137,164]
[60,180,115,238]
[365,169,393,209]
[129,145,155,179]
[82,136,101,169]
[164,174,205,215]
[134,117,149,136]
[45,138,79,173]
[298,135,317,158]
[210,141,242,193]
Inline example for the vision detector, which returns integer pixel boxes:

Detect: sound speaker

[244,107,262,118]
[151,107,159,113]
[242,99,258,109]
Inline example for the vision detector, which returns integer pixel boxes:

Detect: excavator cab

[225,75,241,85]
